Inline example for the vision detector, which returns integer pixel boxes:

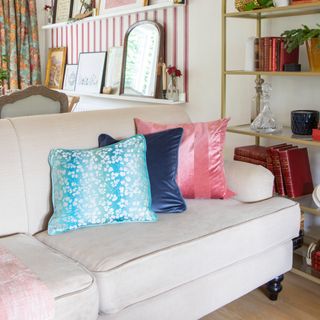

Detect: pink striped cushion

[135,118,234,199]
[0,246,54,320]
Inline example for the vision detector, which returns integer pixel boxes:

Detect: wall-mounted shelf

[57,89,185,105]
[225,2,320,19]
[42,2,185,30]
[225,70,320,77]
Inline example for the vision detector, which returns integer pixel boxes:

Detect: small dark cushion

[99,128,186,213]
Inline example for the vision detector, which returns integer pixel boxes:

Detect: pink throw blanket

[0,247,54,320]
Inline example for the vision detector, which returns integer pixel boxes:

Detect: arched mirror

[120,21,164,99]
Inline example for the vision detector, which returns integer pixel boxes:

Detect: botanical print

[48,51,65,88]
[0,0,41,89]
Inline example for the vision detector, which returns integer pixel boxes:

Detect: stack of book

[234,144,314,198]
[254,37,299,71]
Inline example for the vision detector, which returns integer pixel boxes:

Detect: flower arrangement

[166,66,182,101]
[167,66,182,79]
[44,5,53,24]
[44,5,52,12]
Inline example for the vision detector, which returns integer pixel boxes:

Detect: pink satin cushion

[135,118,234,199]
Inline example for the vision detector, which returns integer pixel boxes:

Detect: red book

[271,37,280,72]
[279,148,314,198]
[254,38,260,71]
[280,39,299,71]
[234,145,267,162]
[234,154,267,167]
[266,143,288,178]
[270,145,297,196]
[263,38,271,71]
[259,38,265,71]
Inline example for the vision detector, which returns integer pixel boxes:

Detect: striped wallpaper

[49,5,189,101]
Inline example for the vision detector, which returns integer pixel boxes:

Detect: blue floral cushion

[48,135,157,235]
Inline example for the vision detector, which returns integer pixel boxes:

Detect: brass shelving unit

[221,0,320,284]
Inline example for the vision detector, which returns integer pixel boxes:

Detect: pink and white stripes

[49,6,189,100]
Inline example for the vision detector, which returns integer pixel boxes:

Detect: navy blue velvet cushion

[99,128,186,213]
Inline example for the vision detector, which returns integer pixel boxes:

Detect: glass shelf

[227,124,320,148]
[225,2,320,20]
[225,70,320,77]
[293,246,320,285]
[296,194,320,216]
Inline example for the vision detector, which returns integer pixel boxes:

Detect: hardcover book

[234,145,267,162]
[279,148,314,198]
[270,145,297,196]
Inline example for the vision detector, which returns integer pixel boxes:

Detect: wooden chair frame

[0,86,69,117]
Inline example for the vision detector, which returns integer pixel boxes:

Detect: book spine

[254,38,260,71]
[263,38,269,72]
[234,155,267,167]
[271,38,278,72]
[271,149,286,196]
[280,39,285,71]
[279,151,294,198]
[276,38,281,71]
[259,38,264,71]
[268,37,273,72]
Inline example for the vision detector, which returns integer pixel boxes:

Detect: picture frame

[99,0,148,15]
[53,0,73,24]
[104,47,123,94]
[72,0,93,19]
[63,64,78,91]
[45,48,67,89]
[75,52,107,94]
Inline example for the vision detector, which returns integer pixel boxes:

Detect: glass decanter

[250,83,282,133]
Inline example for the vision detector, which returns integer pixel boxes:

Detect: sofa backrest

[0,120,29,235]
[0,106,190,236]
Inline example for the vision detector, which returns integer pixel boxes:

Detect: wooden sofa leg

[267,275,284,301]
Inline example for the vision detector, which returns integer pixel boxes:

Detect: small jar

[291,110,319,135]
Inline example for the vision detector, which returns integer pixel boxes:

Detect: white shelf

[56,89,185,105]
[42,2,185,30]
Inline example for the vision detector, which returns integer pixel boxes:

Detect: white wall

[37,0,320,236]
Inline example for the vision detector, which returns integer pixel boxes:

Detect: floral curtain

[0,0,41,89]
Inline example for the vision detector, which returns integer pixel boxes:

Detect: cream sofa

[0,106,300,319]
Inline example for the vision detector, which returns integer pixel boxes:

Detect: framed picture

[45,48,67,89]
[75,52,107,94]
[53,0,73,24]
[104,47,123,94]
[63,64,78,91]
[99,0,148,15]
[72,0,93,19]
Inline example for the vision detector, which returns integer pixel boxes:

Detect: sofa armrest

[225,160,274,203]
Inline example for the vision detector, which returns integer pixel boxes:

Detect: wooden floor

[202,272,320,320]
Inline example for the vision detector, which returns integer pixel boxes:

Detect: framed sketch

[99,0,148,15]
[45,48,67,89]
[75,52,107,94]
[53,0,73,24]
[63,65,78,91]
[104,47,123,94]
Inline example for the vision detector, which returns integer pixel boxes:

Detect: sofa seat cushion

[0,234,99,320]
[36,197,300,315]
